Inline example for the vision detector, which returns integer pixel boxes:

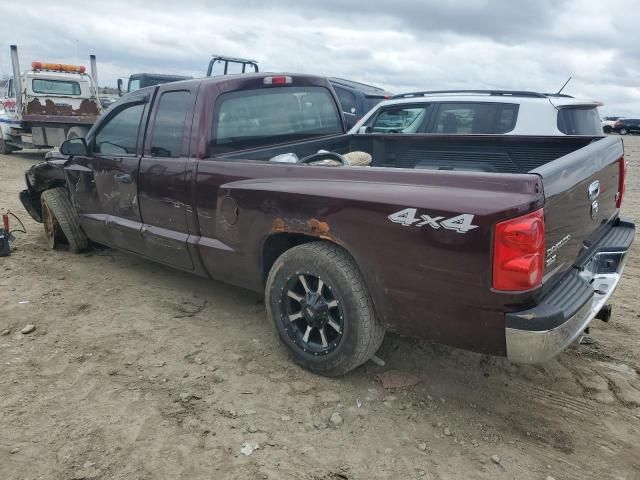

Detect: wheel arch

[261,233,355,287]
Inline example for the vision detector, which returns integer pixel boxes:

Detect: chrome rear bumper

[505,219,634,364]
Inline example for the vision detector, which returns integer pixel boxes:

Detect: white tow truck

[0,45,102,153]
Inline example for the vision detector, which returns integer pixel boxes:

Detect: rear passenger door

[138,86,198,271]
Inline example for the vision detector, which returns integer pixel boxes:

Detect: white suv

[350,90,604,136]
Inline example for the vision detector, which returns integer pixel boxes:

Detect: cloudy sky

[1,0,639,115]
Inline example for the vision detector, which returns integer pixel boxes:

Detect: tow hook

[596,304,612,322]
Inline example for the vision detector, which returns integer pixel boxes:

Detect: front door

[67,94,148,252]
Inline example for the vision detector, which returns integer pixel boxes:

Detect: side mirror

[60,138,88,156]
[357,126,371,134]
[117,78,123,97]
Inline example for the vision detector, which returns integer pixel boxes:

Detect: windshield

[211,86,342,153]
[32,78,81,96]
[128,79,142,92]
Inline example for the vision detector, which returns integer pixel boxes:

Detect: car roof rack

[207,55,259,76]
[391,90,554,99]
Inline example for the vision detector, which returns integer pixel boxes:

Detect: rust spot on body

[307,218,330,235]
[26,97,100,117]
[272,217,286,232]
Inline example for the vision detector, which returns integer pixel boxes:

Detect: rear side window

[94,103,144,155]
[432,103,518,134]
[334,87,357,115]
[557,107,601,135]
[32,79,81,96]
[371,106,429,133]
[211,86,342,153]
[150,91,190,157]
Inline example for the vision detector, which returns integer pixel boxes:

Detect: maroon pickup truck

[20,73,635,376]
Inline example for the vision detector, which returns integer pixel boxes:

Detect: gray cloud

[1,0,638,115]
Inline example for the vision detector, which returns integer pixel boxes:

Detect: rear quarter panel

[196,161,543,355]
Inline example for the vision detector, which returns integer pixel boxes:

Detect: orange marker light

[31,61,86,73]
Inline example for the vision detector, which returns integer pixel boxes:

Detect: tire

[0,136,13,154]
[619,128,628,135]
[41,187,89,253]
[603,126,612,134]
[265,241,385,376]
[66,126,89,140]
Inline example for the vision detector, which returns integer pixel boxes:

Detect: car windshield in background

[32,79,81,96]
[558,107,603,135]
[211,86,342,153]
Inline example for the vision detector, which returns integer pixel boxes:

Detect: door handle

[114,173,133,184]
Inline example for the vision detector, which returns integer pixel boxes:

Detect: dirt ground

[1,137,640,480]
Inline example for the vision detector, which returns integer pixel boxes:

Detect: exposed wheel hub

[301,292,330,328]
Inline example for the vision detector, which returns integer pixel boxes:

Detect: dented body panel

[21,73,633,360]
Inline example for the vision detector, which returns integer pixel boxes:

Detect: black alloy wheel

[280,272,344,355]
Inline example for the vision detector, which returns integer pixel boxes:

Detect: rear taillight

[617,156,626,208]
[493,209,545,291]
[614,121,622,128]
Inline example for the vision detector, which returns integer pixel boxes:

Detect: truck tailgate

[532,136,624,284]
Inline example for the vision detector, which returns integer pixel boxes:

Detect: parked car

[20,73,634,376]
[329,78,393,130]
[612,118,640,135]
[352,90,603,136]
[99,96,117,110]
[602,116,624,134]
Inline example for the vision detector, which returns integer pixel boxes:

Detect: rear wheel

[619,128,628,135]
[603,125,612,134]
[41,188,89,252]
[265,242,385,376]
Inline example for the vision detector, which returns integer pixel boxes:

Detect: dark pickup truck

[20,73,634,376]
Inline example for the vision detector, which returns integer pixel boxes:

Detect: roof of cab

[136,72,334,90]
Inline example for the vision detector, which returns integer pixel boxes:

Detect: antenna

[556,76,572,95]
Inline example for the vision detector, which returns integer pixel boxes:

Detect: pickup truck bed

[20,73,634,376]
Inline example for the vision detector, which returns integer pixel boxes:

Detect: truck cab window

[211,86,342,154]
[94,103,144,155]
[32,79,81,96]
[150,91,190,157]
[128,79,141,92]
